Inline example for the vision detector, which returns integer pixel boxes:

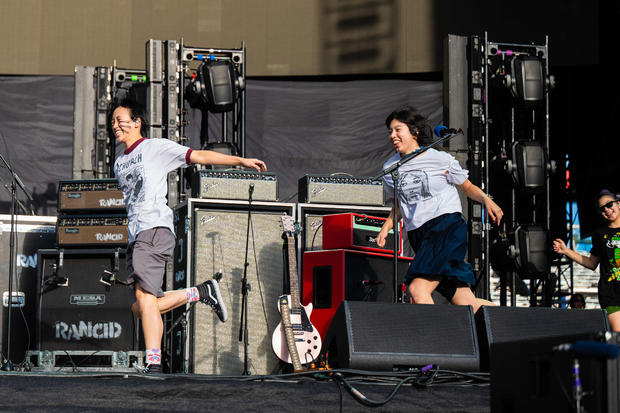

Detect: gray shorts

[127,227,175,301]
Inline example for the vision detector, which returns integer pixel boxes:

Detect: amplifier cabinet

[298,174,384,206]
[58,179,125,212]
[56,215,128,247]
[36,248,139,351]
[0,215,57,362]
[191,170,278,202]
[170,198,295,375]
[302,249,412,339]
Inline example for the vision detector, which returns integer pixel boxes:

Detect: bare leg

[408,276,441,304]
[608,311,620,332]
[131,289,189,317]
[451,286,482,313]
[134,284,163,350]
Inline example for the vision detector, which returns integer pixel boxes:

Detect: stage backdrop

[0,75,442,215]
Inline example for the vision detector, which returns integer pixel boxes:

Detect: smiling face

[111,106,142,147]
[598,195,620,226]
[388,119,419,155]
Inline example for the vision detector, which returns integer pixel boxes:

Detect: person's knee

[408,280,433,304]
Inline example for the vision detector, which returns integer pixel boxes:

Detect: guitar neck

[285,234,300,308]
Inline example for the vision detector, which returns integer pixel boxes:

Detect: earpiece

[134,119,140,126]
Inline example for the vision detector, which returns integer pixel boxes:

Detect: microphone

[553,341,619,359]
[433,125,463,138]
[249,183,255,194]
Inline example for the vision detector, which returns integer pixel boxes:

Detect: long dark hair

[385,105,433,146]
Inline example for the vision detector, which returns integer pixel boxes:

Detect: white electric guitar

[271,216,322,370]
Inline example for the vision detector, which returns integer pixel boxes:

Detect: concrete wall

[0,0,436,76]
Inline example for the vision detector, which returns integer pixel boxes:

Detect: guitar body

[271,295,322,365]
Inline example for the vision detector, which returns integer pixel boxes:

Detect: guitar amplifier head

[58,179,125,212]
[191,170,278,202]
[298,175,384,206]
[56,215,128,247]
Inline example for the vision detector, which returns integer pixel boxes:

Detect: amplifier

[298,174,384,206]
[58,179,125,212]
[56,215,128,247]
[36,248,139,351]
[191,170,278,201]
[322,213,401,254]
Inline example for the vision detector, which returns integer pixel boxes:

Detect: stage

[0,369,490,412]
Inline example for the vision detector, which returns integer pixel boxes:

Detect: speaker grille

[191,208,289,375]
[326,301,480,371]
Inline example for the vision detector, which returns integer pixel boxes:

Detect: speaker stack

[26,179,140,371]
[300,206,412,340]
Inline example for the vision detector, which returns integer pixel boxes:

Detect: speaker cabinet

[324,301,480,372]
[302,249,411,339]
[0,215,56,361]
[37,248,139,351]
[491,332,619,413]
[171,199,295,375]
[476,306,610,371]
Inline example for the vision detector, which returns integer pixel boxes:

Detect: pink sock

[187,287,200,302]
[146,349,161,365]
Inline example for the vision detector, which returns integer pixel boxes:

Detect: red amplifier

[322,213,402,254]
[302,249,412,339]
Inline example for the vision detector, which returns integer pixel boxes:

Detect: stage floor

[0,369,490,412]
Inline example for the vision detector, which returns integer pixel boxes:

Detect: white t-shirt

[382,148,468,231]
[114,138,192,242]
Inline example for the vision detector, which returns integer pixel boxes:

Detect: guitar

[271,215,322,369]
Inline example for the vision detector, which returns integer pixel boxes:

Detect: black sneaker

[196,279,228,322]
[143,363,162,374]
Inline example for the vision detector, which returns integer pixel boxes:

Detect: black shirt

[590,226,620,307]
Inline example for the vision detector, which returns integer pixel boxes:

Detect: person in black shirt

[553,190,620,332]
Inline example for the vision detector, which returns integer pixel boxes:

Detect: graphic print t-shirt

[113,138,191,242]
[591,226,620,307]
[382,148,469,231]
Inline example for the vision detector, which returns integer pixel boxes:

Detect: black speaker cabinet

[0,215,56,362]
[476,306,610,372]
[491,332,619,413]
[37,248,139,351]
[171,199,295,375]
[324,301,480,372]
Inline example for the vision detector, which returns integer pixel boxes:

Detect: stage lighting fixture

[192,60,244,113]
[505,55,544,106]
[512,225,550,279]
[489,225,550,279]
[506,141,546,191]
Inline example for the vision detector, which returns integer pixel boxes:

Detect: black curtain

[0,75,442,215]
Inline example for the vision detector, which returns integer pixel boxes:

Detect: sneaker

[143,363,163,374]
[196,279,228,322]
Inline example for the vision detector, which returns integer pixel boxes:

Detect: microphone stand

[0,152,34,371]
[373,132,461,303]
[238,183,254,375]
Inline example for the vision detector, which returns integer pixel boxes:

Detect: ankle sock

[187,287,200,303]
[146,348,161,365]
